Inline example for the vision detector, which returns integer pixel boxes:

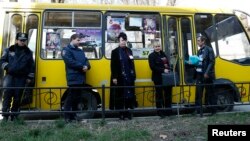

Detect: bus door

[163,15,196,105]
[1,12,40,109]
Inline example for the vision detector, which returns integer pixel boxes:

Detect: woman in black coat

[148,41,172,118]
[109,32,136,120]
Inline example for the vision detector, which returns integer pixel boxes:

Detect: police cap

[16,32,28,40]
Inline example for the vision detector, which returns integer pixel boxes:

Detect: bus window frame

[103,11,162,60]
[194,13,218,56]
[41,10,103,60]
[215,14,250,64]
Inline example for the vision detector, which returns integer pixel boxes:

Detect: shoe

[191,110,198,115]
[157,111,166,118]
[127,112,133,120]
[119,112,125,120]
[2,116,8,122]
[10,116,19,122]
[72,116,81,122]
[64,113,75,123]
[164,110,172,116]
[210,110,217,116]
[65,118,72,123]
[191,110,196,115]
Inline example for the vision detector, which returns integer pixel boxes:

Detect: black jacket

[0,44,34,78]
[110,47,136,86]
[109,46,136,110]
[196,45,215,79]
[62,44,91,86]
[148,51,170,84]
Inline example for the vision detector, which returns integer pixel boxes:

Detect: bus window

[26,14,38,59]
[215,15,250,64]
[44,12,72,27]
[167,18,178,68]
[74,11,101,27]
[9,14,23,46]
[235,12,250,36]
[26,14,38,33]
[42,11,102,59]
[104,12,161,59]
[181,18,195,84]
[194,14,217,56]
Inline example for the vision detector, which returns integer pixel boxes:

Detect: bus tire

[215,87,234,112]
[0,91,2,111]
[76,91,97,119]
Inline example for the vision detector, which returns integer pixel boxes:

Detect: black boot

[2,116,8,122]
[10,116,19,121]
[157,110,166,118]
[124,111,133,120]
[119,112,125,120]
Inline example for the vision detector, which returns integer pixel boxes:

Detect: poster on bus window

[107,16,125,31]
[76,29,102,47]
[46,32,60,50]
[107,16,125,42]
[143,18,156,33]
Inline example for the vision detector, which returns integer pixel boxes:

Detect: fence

[0,82,250,120]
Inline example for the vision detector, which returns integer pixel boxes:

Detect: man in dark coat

[110,32,136,120]
[194,35,217,115]
[62,33,91,122]
[0,32,34,122]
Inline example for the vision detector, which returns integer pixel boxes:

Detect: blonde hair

[151,40,161,48]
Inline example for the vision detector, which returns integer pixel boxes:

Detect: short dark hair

[117,32,127,41]
[70,34,81,41]
[197,35,207,42]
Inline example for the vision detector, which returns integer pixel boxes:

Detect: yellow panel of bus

[0,2,250,118]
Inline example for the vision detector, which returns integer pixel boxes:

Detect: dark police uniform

[0,33,34,121]
[195,45,217,113]
[62,43,91,121]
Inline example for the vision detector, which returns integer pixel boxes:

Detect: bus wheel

[76,91,97,119]
[216,87,234,112]
[0,91,2,111]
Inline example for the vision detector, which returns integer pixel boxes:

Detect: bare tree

[100,0,116,4]
[120,0,129,5]
[134,0,138,5]
[5,0,175,6]
[51,0,64,3]
[167,0,176,6]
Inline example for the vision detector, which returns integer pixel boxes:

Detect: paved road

[233,103,250,112]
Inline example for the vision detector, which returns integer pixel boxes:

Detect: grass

[0,112,250,141]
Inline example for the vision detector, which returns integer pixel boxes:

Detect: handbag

[162,72,179,86]
[162,54,179,86]
[161,71,180,86]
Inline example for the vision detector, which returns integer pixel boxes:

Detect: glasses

[19,39,27,42]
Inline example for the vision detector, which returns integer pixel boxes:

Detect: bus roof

[0,2,233,14]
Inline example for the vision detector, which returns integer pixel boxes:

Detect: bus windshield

[195,14,250,64]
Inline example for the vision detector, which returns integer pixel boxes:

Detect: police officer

[0,32,34,122]
[194,35,217,115]
[62,33,91,123]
